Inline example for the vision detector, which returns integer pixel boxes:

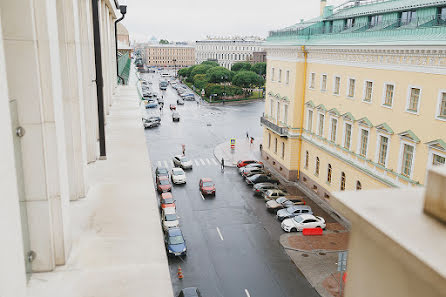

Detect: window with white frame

[286,71,290,84]
[364,81,373,102]
[317,114,325,136]
[344,123,352,149]
[401,143,415,177]
[268,133,271,148]
[348,78,356,97]
[407,87,421,113]
[305,151,309,168]
[315,157,320,176]
[307,110,313,132]
[359,129,369,157]
[330,118,337,142]
[283,105,288,125]
[276,102,281,122]
[270,99,274,117]
[383,84,394,106]
[377,135,389,166]
[271,68,275,81]
[278,69,282,82]
[275,138,278,153]
[433,154,445,166]
[327,164,332,183]
[310,73,315,88]
[321,74,327,91]
[282,142,285,159]
[334,76,340,95]
[340,172,346,191]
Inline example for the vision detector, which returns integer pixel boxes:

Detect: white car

[173,155,193,169]
[162,208,180,231]
[281,214,326,232]
[171,167,186,184]
[263,189,288,201]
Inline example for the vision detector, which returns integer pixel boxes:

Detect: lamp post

[172,58,177,78]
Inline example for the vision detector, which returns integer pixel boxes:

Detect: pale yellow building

[144,44,195,68]
[262,0,446,200]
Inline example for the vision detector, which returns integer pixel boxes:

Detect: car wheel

[290,228,297,232]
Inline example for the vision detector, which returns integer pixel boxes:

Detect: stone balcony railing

[260,115,288,137]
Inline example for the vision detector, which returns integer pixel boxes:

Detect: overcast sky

[120,0,345,43]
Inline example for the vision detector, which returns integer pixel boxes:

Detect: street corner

[213,137,263,168]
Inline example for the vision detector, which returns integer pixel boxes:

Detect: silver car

[173,155,193,169]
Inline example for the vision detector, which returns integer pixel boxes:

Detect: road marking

[194,159,200,166]
[244,289,251,297]
[206,158,211,165]
[157,161,161,167]
[216,227,224,241]
[212,158,218,165]
[200,159,206,165]
[163,160,168,168]
[200,193,205,200]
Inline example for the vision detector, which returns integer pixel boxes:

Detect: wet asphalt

[143,71,320,297]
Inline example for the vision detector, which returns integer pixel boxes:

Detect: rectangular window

[318,114,325,136]
[384,84,394,106]
[344,123,352,150]
[278,69,282,82]
[348,79,355,97]
[286,71,290,84]
[282,142,285,159]
[275,138,278,153]
[407,88,420,112]
[268,133,271,148]
[321,74,327,91]
[359,129,369,157]
[284,105,288,125]
[364,81,373,102]
[370,15,383,27]
[400,10,416,26]
[310,73,315,88]
[401,144,414,177]
[439,92,446,118]
[346,18,355,28]
[334,77,340,95]
[433,154,446,166]
[330,118,337,142]
[270,99,274,117]
[271,68,275,81]
[378,136,389,166]
[307,110,313,132]
[441,7,446,21]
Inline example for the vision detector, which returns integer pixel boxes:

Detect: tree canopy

[206,67,233,83]
[201,60,219,67]
[251,62,267,76]
[231,62,252,72]
[159,39,169,44]
[190,64,214,78]
[232,71,264,88]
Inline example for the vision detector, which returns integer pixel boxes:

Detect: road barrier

[177,266,184,279]
[302,228,323,236]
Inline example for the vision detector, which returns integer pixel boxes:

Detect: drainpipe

[115,5,127,84]
[91,0,106,159]
[297,46,308,180]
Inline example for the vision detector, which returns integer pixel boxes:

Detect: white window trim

[356,127,371,158]
[405,85,422,115]
[306,108,314,132]
[435,89,446,122]
[278,69,282,83]
[283,104,289,126]
[332,75,341,96]
[309,72,316,89]
[316,112,326,137]
[320,73,328,92]
[271,67,275,82]
[374,132,391,167]
[397,139,417,179]
[328,116,338,143]
[381,82,395,109]
[362,80,374,104]
[285,70,290,85]
[342,120,353,150]
[346,77,356,99]
[427,149,446,170]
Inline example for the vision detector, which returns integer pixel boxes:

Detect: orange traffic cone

[177,266,184,280]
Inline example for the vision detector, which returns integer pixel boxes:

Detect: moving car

[159,80,168,90]
[199,178,216,196]
[246,174,279,186]
[165,227,187,257]
[143,117,160,128]
[156,176,172,193]
[177,98,184,105]
[173,155,193,169]
[171,167,186,184]
[237,160,263,168]
[241,167,265,178]
[262,189,288,201]
[155,167,169,181]
[281,214,326,232]
[252,182,279,196]
[239,163,264,173]
[172,111,180,122]
[276,205,313,221]
[160,192,176,210]
[170,104,176,110]
[162,208,180,231]
[181,93,195,101]
[177,288,202,297]
[145,101,158,108]
[265,196,306,212]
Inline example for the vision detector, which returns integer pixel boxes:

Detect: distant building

[117,23,132,55]
[195,38,265,69]
[143,44,195,68]
[248,51,267,64]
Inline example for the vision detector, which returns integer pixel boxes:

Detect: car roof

[167,228,182,236]
[201,178,212,182]
[159,176,169,181]
[172,167,184,173]
[288,205,311,211]
[161,192,172,199]
[163,207,176,215]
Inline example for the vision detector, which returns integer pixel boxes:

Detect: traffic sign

[230,138,236,149]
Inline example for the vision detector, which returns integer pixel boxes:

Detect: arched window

[327,164,332,183]
[305,151,309,168]
[340,172,346,191]
[356,181,362,190]
[315,157,320,176]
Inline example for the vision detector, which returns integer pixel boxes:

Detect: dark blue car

[165,228,187,257]
[145,101,158,108]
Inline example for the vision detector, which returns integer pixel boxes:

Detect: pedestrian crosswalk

[155,157,219,168]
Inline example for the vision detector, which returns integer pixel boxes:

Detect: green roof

[328,108,341,116]
[426,139,446,151]
[398,130,420,143]
[342,112,355,122]
[357,117,373,128]
[305,100,315,108]
[376,123,394,134]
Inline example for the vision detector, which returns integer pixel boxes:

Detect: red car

[237,160,263,168]
[157,176,172,193]
[170,104,176,110]
[160,192,176,209]
[199,178,216,196]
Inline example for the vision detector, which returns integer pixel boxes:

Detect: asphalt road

[143,71,319,297]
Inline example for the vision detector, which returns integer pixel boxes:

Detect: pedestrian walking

[182,144,186,156]
[221,158,225,171]
[246,132,249,139]
[250,137,254,145]
[162,95,164,99]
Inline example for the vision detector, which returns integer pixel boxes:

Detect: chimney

[320,0,327,16]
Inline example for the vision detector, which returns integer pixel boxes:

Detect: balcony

[260,116,288,137]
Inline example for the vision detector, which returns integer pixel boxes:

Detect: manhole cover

[301,253,309,257]
[319,252,326,256]
[330,242,337,245]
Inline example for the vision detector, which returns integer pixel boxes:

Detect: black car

[252,182,279,196]
[155,167,169,180]
[246,174,279,186]
[177,287,202,297]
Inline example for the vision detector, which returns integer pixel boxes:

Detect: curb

[212,145,237,168]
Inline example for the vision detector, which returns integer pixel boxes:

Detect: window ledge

[405,109,419,115]
[381,104,393,109]
[435,116,446,122]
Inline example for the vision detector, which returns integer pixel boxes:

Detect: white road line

[163,160,168,168]
[206,158,211,165]
[200,193,205,200]
[211,158,218,165]
[216,227,224,241]
[244,289,251,297]
[194,159,200,166]
[157,161,162,167]
[200,158,206,165]
[169,160,174,166]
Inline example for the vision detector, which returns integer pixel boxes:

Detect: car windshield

[168,235,184,245]
[287,207,299,214]
[202,182,213,187]
[165,214,177,221]
[293,216,304,223]
[276,197,287,204]
[157,168,168,174]
[163,198,174,204]
[159,179,170,185]
[180,157,190,162]
[172,170,183,176]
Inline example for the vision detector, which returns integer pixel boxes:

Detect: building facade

[143,44,195,68]
[117,22,132,55]
[250,51,267,64]
[195,38,265,69]
[261,0,446,202]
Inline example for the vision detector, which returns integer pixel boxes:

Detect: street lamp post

[172,58,177,78]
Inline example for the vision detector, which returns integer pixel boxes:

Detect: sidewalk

[213,137,262,167]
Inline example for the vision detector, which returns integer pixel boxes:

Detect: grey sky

[121,0,345,43]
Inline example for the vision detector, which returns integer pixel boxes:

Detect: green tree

[231,62,251,72]
[251,62,267,76]
[232,71,264,89]
[205,67,233,83]
[177,67,191,78]
[201,60,219,67]
[159,39,169,44]
[190,64,213,78]
[193,74,208,90]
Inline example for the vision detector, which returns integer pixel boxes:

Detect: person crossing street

[221,158,225,172]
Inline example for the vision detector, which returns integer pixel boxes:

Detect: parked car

[177,287,202,297]
[237,160,263,168]
[246,174,279,186]
[155,167,169,181]
[281,214,326,232]
[170,104,176,110]
[171,167,186,184]
[265,196,306,212]
[177,98,184,105]
[143,117,160,128]
[173,155,193,169]
[241,167,265,178]
[160,192,176,210]
[276,205,313,221]
[239,163,264,173]
[262,189,288,201]
[199,178,216,196]
[162,208,180,231]
[252,182,279,196]
[165,227,187,257]
[145,101,158,108]
[156,176,172,193]
[172,111,180,122]
[181,93,195,101]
